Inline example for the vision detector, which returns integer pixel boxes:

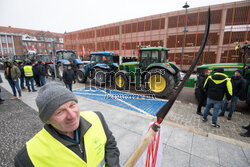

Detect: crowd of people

[0,59,77,105]
[196,68,249,137]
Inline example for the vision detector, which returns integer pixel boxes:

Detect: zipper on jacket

[79,144,83,153]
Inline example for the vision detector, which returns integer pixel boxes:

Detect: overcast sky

[0,0,243,33]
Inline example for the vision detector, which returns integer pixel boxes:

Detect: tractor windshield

[140,50,159,69]
[57,51,76,61]
[91,55,112,64]
[161,50,168,63]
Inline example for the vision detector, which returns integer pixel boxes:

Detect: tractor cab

[139,47,169,71]
[90,52,115,66]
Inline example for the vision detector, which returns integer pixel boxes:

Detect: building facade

[0,26,63,57]
[64,1,249,70]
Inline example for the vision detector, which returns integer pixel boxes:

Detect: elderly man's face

[47,100,80,135]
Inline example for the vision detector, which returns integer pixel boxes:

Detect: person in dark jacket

[4,60,22,100]
[63,64,75,91]
[202,68,232,128]
[196,69,210,116]
[18,62,27,91]
[14,82,120,167]
[32,60,40,87]
[37,61,46,86]
[219,69,245,120]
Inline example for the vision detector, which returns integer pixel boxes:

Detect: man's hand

[13,80,16,82]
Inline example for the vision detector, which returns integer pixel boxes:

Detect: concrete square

[190,155,220,167]
[160,124,175,145]
[217,141,249,167]
[167,127,194,153]
[161,145,190,167]
[191,134,219,164]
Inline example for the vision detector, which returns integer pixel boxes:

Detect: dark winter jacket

[195,74,208,103]
[204,72,233,101]
[231,75,245,97]
[18,65,25,78]
[63,68,75,84]
[37,62,46,76]
[32,64,39,76]
[4,60,21,81]
[14,111,120,167]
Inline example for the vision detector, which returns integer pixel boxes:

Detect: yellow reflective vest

[26,111,107,167]
[23,65,34,77]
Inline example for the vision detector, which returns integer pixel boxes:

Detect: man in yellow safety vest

[14,82,120,167]
[23,61,37,92]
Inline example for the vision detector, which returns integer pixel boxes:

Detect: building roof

[0,26,62,37]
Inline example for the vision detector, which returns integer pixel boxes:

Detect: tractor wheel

[174,71,181,87]
[57,63,64,78]
[114,72,129,90]
[76,70,87,83]
[47,65,53,77]
[145,69,174,98]
[94,68,109,86]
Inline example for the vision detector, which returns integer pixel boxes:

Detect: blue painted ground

[73,87,168,116]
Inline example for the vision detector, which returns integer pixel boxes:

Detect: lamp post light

[180,2,189,71]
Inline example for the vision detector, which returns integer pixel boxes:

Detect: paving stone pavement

[1,72,250,167]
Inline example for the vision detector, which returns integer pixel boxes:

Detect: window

[61,44,63,48]
[48,43,51,47]
[0,47,2,53]
[49,49,52,53]
[9,47,13,53]
[39,43,41,46]
[39,49,42,53]
[8,36,12,43]
[57,44,59,47]
[3,47,7,53]
[1,36,6,43]
[22,42,26,46]
[28,42,31,46]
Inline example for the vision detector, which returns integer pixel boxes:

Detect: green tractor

[114,46,181,98]
[196,42,250,104]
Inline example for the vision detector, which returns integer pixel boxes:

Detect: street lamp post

[180,2,189,71]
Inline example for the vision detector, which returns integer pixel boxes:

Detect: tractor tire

[57,63,64,79]
[47,65,53,77]
[145,68,174,98]
[114,72,129,90]
[174,71,181,87]
[94,68,109,86]
[76,70,87,83]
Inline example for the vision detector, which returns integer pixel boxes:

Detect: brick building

[0,26,63,57]
[64,1,249,70]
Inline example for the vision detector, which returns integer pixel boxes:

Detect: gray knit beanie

[35,82,78,123]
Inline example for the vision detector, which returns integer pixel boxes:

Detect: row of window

[0,46,14,53]
[1,36,12,44]
[22,42,63,48]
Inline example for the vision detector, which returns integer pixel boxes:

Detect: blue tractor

[76,51,118,86]
[47,50,84,79]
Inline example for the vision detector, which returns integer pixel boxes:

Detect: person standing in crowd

[14,82,120,166]
[240,124,250,137]
[18,62,27,91]
[202,68,232,128]
[33,60,40,87]
[196,69,211,116]
[37,61,46,86]
[4,60,22,100]
[24,61,37,92]
[63,64,75,91]
[219,69,245,120]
